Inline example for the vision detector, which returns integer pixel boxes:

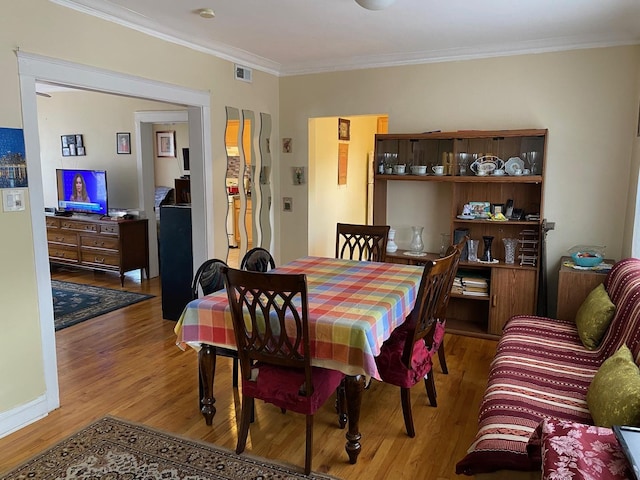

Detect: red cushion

[375,325,432,388]
[529,418,632,480]
[430,320,446,355]
[241,363,344,415]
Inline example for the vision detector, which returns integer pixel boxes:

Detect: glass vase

[439,233,451,257]
[386,228,398,253]
[481,235,494,262]
[410,226,424,253]
[503,238,518,264]
[467,239,479,262]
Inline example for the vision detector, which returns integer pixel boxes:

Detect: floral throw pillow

[534,418,631,480]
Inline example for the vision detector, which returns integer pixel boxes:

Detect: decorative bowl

[571,251,604,267]
[411,165,427,175]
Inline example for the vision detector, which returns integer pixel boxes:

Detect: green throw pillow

[587,345,640,427]
[575,283,616,350]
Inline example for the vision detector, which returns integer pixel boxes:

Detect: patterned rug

[52,280,153,331]
[2,416,341,480]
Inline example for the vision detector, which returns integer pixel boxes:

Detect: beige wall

[153,122,190,188]
[281,46,640,308]
[0,0,278,430]
[37,91,185,210]
[308,115,378,257]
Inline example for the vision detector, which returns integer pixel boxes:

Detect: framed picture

[338,118,350,141]
[61,134,85,156]
[156,131,176,157]
[117,132,131,154]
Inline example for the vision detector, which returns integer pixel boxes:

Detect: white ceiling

[54,0,640,76]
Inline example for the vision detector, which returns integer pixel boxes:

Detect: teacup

[493,169,505,176]
[432,165,444,175]
[393,164,406,174]
[513,167,523,176]
[523,169,531,175]
[476,170,488,176]
[411,165,427,175]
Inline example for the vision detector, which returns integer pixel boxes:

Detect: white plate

[457,214,475,220]
[505,157,525,176]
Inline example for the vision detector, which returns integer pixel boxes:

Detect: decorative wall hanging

[282,137,292,153]
[156,131,176,157]
[117,132,131,154]
[0,127,28,188]
[61,134,85,157]
[292,166,306,185]
[338,118,350,141]
[338,143,349,185]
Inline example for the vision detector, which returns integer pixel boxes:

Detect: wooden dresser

[46,215,149,286]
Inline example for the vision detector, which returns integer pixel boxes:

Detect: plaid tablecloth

[175,256,424,379]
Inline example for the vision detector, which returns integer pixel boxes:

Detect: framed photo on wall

[156,131,176,157]
[338,118,350,141]
[117,132,131,154]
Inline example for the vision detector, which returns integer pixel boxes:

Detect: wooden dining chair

[240,247,276,272]
[335,223,390,262]
[191,258,240,388]
[222,267,346,475]
[374,249,458,437]
[430,236,467,376]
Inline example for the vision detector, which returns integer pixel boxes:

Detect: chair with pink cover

[222,267,345,475]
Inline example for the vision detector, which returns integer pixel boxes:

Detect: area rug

[2,416,341,480]
[52,280,153,331]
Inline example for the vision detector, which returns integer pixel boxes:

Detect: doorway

[17,51,212,423]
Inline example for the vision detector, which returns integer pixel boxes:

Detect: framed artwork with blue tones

[0,127,28,188]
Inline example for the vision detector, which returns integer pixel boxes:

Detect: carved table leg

[198,344,217,426]
[344,374,365,464]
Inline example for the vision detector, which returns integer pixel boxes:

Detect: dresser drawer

[80,235,119,251]
[48,245,79,262]
[60,220,98,232]
[45,217,61,229]
[99,223,120,235]
[47,230,77,245]
[80,250,120,268]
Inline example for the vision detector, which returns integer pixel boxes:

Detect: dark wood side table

[556,256,615,321]
[385,249,440,265]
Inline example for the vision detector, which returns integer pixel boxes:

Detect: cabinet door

[489,268,536,335]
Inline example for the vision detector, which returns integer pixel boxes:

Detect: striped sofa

[456,258,640,476]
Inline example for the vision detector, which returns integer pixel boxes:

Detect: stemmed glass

[523,152,540,175]
[458,153,472,176]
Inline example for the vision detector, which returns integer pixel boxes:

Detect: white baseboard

[0,395,49,438]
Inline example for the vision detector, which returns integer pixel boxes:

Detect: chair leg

[304,414,313,475]
[232,358,239,388]
[336,380,347,429]
[236,396,253,454]
[438,340,448,374]
[400,387,416,438]
[424,371,437,407]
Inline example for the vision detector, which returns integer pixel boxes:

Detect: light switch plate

[3,189,25,212]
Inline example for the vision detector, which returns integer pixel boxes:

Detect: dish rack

[518,230,539,266]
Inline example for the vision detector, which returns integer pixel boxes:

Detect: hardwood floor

[0,266,498,479]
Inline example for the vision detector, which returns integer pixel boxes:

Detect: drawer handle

[56,236,64,241]
[94,257,105,264]
[93,241,105,247]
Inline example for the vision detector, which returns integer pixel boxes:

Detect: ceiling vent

[234,64,253,83]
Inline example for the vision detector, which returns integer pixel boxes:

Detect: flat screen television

[56,168,108,216]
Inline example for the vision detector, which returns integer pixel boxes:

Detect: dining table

[175,255,424,464]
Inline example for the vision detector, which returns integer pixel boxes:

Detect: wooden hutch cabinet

[374,129,547,339]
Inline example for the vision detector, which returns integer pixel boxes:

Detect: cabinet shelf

[376,128,547,338]
[376,174,542,184]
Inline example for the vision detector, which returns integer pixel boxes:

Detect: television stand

[45,215,149,286]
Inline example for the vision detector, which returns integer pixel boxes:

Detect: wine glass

[526,151,540,175]
[458,153,472,176]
